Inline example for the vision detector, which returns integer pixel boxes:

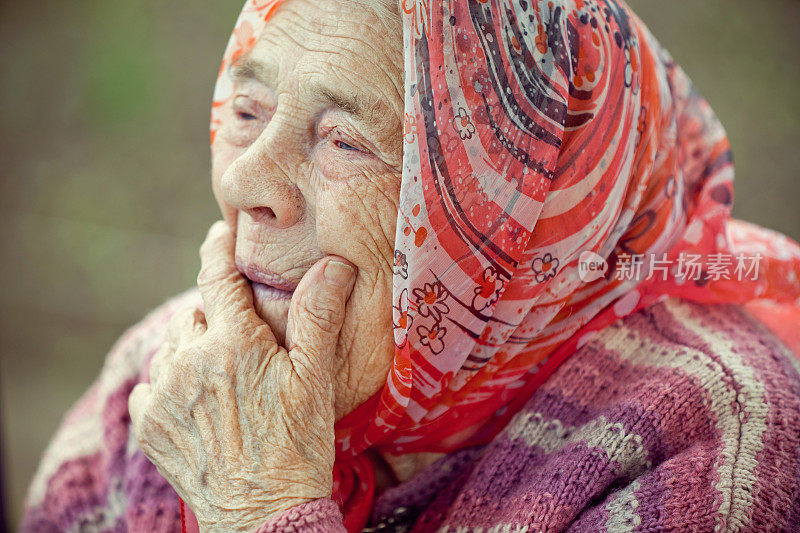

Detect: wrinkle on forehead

[233,0,404,151]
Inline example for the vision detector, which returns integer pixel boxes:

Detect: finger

[154,308,206,385]
[128,383,192,474]
[285,256,357,384]
[167,307,208,349]
[148,343,172,386]
[128,382,153,439]
[197,221,261,327]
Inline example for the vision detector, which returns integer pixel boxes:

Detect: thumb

[286,257,357,381]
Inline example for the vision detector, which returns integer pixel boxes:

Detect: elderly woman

[21,0,800,531]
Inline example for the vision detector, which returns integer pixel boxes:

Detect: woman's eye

[334,139,361,152]
[232,94,267,124]
[237,111,258,121]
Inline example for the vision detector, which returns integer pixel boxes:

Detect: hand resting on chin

[128,220,357,532]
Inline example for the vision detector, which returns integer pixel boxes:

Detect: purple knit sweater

[21,291,800,532]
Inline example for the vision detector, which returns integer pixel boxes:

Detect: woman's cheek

[332,258,395,420]
[313,175,391,291]
[314,145,350,179]
[312,175,394,416]
[314,148,400,235]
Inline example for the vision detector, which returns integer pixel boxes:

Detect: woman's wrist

[252,496,321,529]
[252,499,344,533]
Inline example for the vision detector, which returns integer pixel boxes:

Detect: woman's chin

[251,282,291,345]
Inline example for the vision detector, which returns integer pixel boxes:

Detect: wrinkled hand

[128,221,357,532]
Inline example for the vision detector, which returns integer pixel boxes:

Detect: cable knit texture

[21,290,800,532]
[254,499,344,533]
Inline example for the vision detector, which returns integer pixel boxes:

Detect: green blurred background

[1,0,798,528]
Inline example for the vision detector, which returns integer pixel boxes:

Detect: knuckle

[132,403,157,440]
[200,222,225,250]
[152,342,171,363]
[197,262,230,289]
[166,307,206,346]
[139,412,159,438]
[168,308,191,334]
[190,308,207,328]
[197,268,242,299]
[289,353,322,384]
[148,347,170,381]
[198,243,215,266]
[135,416,165,460]
[196,263,218,288]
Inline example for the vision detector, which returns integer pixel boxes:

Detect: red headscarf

[181,1,800,531]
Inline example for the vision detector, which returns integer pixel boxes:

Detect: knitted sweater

[21,291,800,532]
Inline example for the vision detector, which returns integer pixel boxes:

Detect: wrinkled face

[211,0,403,419]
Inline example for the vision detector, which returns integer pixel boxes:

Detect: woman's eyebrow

[321,89,361,116]
[232,59,364,115]
[318,83,393,128]
[231,58,275,86]
[232,57,391,129]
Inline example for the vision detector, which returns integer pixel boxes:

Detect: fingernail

[324,259,356,288]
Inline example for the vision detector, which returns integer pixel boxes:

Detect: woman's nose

[219,147,304,229]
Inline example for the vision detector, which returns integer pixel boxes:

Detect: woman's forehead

[251,1,398,76]
[257,0,399,53]
[234,0,402,123]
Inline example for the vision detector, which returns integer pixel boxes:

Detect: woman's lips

[236,261,298,302]
[251,281,293,302]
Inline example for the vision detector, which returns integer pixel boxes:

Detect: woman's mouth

[236,261,297,302]
[251,282,293,301]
